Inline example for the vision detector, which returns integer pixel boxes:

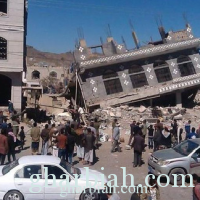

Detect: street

[8,123,192,200]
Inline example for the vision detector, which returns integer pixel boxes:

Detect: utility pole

[75,68,78,109]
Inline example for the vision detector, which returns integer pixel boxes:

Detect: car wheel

[80,188,99,200]
[4,190,23,200]
[169,168,186,185]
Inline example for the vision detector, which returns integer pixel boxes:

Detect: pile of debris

[91,105,186,123]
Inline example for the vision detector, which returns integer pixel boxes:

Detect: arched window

[49,71,57,78]
[32,70,40,79]
[153,61,172,83]
[0,0,7,14]
[103,70,123,95]
[0,37,7,60]
[128,65,148,88]
[177,56,196,77]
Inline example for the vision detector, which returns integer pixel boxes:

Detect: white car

[0,155,107,200]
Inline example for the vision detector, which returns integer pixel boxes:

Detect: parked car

[148,138,200,184]
[0,155,107,200]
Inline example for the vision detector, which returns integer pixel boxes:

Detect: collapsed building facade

[70,23,200,111]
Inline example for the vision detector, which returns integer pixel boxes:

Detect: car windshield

[2,159,19,175]
[60,161,81,178]
[173,140,199,156]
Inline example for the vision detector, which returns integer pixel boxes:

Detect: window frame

[177,56,196,77]
[102,70,123,95]
[0,0,8,15]
[49,71,58,78]
[153,61,172,83]
[128,65,148,89]
[43,164,71,180]
[0,37,7,60]
[32,70,40,80]
[15,164,42,179]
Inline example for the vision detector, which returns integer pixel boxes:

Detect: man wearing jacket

[111,123,121,153]
[0,130,8,165]
[132,130,145,167]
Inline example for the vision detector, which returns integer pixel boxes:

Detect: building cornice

[79,38,200,67]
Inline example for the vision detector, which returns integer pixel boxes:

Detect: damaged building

[0,0,28,111]
[69,23,200,111]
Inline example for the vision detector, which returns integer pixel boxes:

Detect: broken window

[177,56,196,77]
[32,70,40,79]
[128,65,148,88]
[0,0,7,14]
[153,61,172,83]
[103,70,123,95]
[0,37,7,60]
[49,71,57,78]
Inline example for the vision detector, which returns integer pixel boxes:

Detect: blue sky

[27,0,200,53]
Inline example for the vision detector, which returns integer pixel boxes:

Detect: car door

[14,165,45,200]
[190,148,200,175]
[43,165,76,200]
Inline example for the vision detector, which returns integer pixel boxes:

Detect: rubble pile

[90,105,190,130]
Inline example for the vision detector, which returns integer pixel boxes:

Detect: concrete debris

[138,105,147,113]
[56,112,72,122]
[125,145,131,150]
[173,114,183,120]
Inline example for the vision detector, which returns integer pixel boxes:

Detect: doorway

[0,74,11,106]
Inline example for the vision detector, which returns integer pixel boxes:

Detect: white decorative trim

[173,73,200,83]
[80,39,200,67]
[173,69,178,74]
[90,79,95,85]
[171,62,175,67]
[79,47,84,52]
[147,67,151,73]
[93,87,97,93]
[159,79,200,93]
[149,75,154,80]
[122,73,126,78]
[124,80,129,85]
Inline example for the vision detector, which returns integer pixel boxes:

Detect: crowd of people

[30,118,101,166]
[0,116,24,165]
[2,100,200,200]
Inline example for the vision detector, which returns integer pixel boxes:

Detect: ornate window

[32,70,40,79]
[49,71,57,78]
[128,65,148,88]
[0,0,7,14]
[177,56,196,77]
[103,70,123,95]
[0,37,7,60]
[153,61,172,83]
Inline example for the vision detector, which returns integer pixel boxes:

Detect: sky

[27,0,200,53]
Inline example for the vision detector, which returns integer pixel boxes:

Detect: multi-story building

[71,23,200,111]
[0,0,27,111]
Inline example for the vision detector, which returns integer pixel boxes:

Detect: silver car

[148,138,200,184]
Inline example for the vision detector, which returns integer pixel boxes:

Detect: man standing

[185,120,191,139]
[193,174,200,200]
[94,118,100,148]
[84,128,95,166]
[128,121,137,146]
[132,130,145,167]
[141,119,148,139]
[49,124,57,145]
[1,118,8,132]
[171,119,178,139]
[66,131,75,165]
[41,124,50,155]
[8,100,14,116]
[0,130,8,165]
[56,128,67,161]
[187,127,197,139]
[111,123,121,153]
[30,122,40,155]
